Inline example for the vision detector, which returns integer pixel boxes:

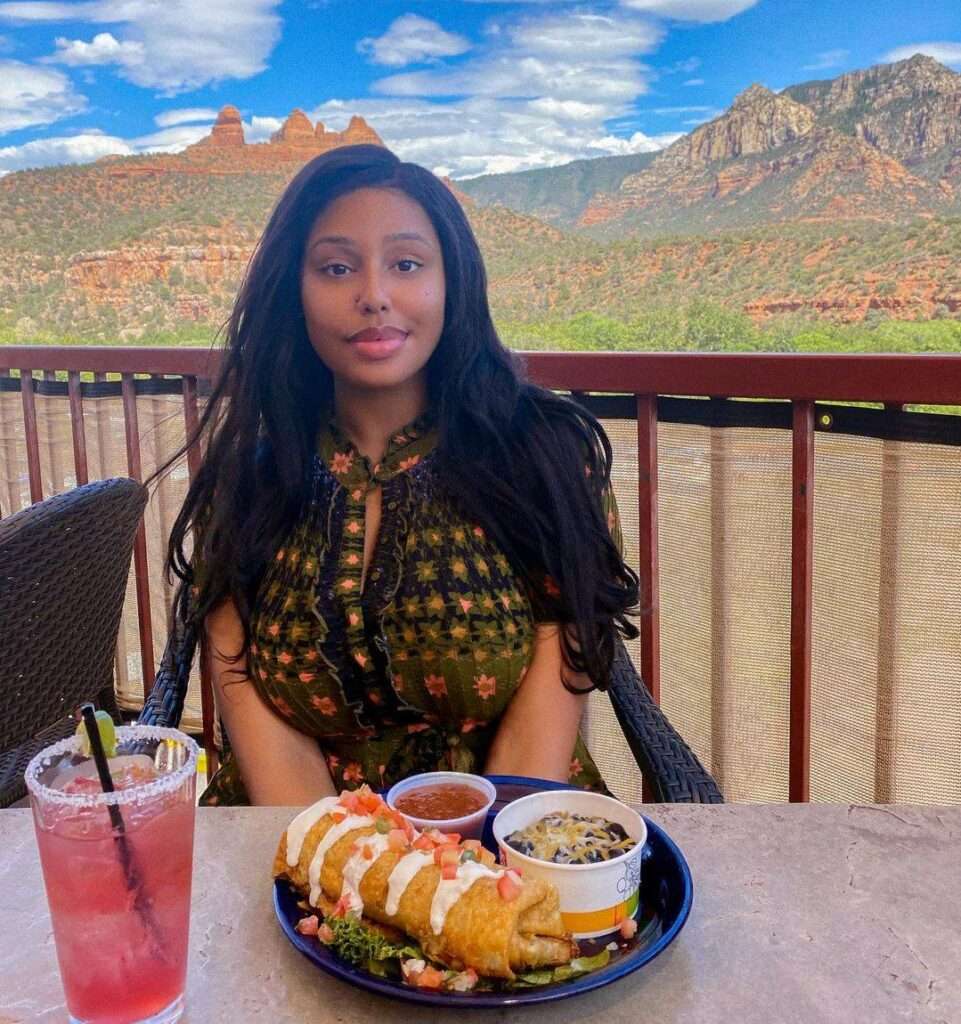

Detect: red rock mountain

[576,56,961,237]
[181,106,384,171]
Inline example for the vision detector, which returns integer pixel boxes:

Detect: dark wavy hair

[159,144,638,692]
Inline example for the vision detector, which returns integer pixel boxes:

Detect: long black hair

[159,144,638,691]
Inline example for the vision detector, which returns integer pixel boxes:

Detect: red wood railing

[3,346,961,801]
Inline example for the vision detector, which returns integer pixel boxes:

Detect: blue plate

[273,775,693,1006]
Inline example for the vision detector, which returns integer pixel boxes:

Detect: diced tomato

[295,915,320,936]
[416,966,445,989]
[437,832,461,845]
[497,872,522,902]
[619,917,638,940]
[318,923,335,944]
[440,863,459,880]
[388,828,409,852]
[359,788,383,814]
[478,848,497,868]
[332,894,353,918]
[362,844,374,861]
[461,839,482,852]
[339,791,361,814]
[412,833,435,851]
[434,846,460,868]
[331,811,346,824]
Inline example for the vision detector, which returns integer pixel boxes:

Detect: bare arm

[484,624,589,782]
[205,598,337,806]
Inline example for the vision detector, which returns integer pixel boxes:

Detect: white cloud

[682,77,704,85]
[47,31,145,67]
[620,0,758,23]
[0,0,282,94]
[801,48,849,72]
[647,104,716,114]
[881,42,961,68]
[247,115,283,142]
[358,14,471,68]
[306,95,679,179]
[373,10,662,107]
[129,124,210,152]
[154,107,219,128]
[0,58,86,133]
[0,129,129,175]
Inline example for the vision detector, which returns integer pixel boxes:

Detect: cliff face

[578,56,961,235]
[785,54,961,165]
[663,84,815,167]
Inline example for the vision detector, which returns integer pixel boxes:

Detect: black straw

[78,703,166,957]
[80,703,127,835]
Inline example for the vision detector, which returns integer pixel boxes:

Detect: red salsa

[394,783,488,820]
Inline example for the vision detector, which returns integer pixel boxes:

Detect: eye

[320,263,351,277]
[396,259,422,273]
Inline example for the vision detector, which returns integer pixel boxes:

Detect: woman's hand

[206,598,337,805]
[483,624,589,782]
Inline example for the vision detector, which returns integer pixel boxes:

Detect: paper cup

[492,790,647,939]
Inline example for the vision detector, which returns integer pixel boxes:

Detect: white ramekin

[386,771,497,840]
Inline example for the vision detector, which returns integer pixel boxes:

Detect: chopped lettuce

[308,911,611,991]
[512,949,611,987]
[324,912,421,968]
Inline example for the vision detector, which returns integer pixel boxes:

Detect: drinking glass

[26,724,199,1024]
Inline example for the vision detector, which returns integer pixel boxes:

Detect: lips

[349,326,407,345]
[348,325,408,361]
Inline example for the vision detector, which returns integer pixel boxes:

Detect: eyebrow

[309,231,433,251]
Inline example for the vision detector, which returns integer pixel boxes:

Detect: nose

[354,267,389,314]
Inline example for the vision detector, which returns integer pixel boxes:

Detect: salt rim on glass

[25,724,200,809]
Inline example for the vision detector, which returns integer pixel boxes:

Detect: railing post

[67,371,89,486]
[636,394,660,703]
[19,368,43,503]
[121,372,156,696]
[789,400,815,802]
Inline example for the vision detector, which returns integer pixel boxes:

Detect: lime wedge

[75,710,117,758]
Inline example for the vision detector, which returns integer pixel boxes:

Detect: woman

[162,144,639,805]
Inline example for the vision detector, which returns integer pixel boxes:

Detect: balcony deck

[2,345,960,805]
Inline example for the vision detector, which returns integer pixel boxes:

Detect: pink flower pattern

[474,674,497,700]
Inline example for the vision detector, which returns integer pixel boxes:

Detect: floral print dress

[200,414,608,805]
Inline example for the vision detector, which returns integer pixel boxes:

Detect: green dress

[200,413,609,805]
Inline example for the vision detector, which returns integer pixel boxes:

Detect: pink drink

[26,727,198,1024]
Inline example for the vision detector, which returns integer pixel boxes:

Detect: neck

[333,376,429,463]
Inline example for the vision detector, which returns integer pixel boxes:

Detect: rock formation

[184,107,384,168]
[195,104,245,148]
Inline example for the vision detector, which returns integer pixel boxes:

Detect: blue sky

[0,0,958,178]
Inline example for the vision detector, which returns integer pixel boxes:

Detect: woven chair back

[0,477,147,806]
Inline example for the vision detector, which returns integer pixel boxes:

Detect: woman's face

[301,187,446,396]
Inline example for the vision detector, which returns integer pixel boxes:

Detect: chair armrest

[607,638,723,803]
[139,586,198,730]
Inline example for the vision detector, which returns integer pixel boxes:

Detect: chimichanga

[273,787,574,979]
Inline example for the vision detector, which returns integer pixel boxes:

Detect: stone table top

[1,803,959,1023]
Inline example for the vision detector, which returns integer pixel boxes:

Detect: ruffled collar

[317,410,438,490]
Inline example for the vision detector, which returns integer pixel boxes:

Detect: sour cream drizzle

[285,796,341,867]
[384,850,434,917]
[307,814,375,907]
[429,861,503,935]
[340,833,393,914]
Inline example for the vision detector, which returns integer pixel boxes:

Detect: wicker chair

[142,588,722,804]
[0,478,148,807]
